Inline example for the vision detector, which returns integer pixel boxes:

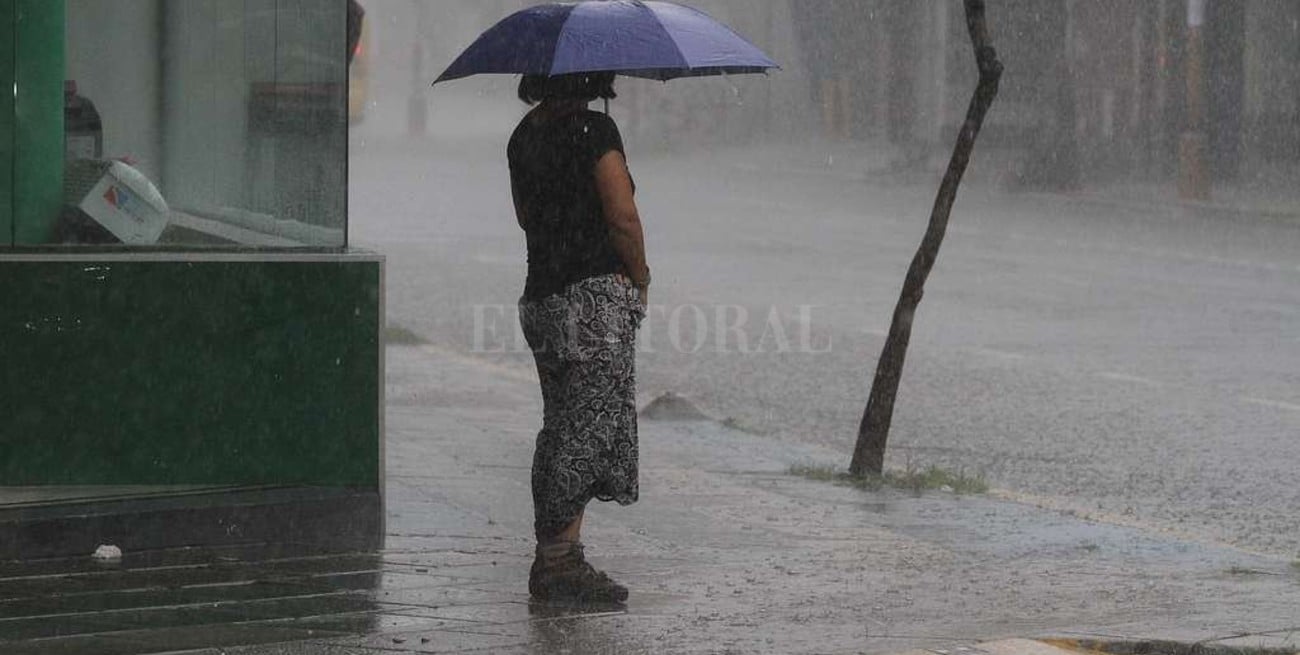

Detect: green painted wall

[1,0,14,244]
[12,0,64,245]
[0,257,382,487]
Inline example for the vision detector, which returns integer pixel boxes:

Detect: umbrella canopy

[434,0,778,83]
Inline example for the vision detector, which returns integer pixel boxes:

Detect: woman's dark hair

[518,72,617,104]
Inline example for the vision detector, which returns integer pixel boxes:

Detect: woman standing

[509,72,650,604]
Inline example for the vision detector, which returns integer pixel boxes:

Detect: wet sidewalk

[3,344,1299,653]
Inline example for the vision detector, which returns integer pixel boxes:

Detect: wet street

[5,344,1299,653]
[353,87,1300,559]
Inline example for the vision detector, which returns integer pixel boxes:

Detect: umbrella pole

[604,97,610,115]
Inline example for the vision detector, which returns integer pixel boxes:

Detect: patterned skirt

[519,274,645,539]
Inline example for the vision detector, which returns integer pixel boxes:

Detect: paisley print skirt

[519,274,645,539]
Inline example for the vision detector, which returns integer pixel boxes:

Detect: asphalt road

[351,90,1300,559]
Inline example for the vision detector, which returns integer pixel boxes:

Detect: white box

[68,160,169,245]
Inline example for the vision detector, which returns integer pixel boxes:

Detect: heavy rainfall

[358,0,1300,556]
[3,0,1300,653]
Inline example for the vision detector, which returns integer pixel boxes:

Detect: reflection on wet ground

[0,486,382,561]
[7,340,1300,654]
[0,537,659,654]
[0,544,386,653]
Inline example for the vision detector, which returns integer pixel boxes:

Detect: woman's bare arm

[595,150,649,289]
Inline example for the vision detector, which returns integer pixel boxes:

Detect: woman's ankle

[536,539,579,563]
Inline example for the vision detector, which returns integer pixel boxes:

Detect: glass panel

[10,0,65,246]
[1,0,13,246]
[56,0,348,248]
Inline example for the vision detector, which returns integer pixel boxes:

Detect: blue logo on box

[103,185,148,225]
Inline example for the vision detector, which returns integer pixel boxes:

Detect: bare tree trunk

[849,0,1003,476]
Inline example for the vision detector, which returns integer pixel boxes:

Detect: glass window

[49,0,348,248]
[1,2,12,245]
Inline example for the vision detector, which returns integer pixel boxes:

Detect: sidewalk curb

[1041,638,1300,655]
[892,639,1090,655]
[895,639,1300,655]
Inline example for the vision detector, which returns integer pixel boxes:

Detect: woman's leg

[529,347,588,541]
[525,279,638,602]
[534,510,584,573]
[531,338,632,540]
[538,277,642,541]
[523,300,588,542]
[552,509,584,544]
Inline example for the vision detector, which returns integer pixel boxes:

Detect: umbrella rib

[546,4,587,77]
[552,0,689,79]
[644,4,694,78]
[640,2,773,79]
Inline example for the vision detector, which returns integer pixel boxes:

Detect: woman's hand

[616,273,649,309]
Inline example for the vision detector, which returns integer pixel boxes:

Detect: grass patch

[384,324,427,346]
[789,463,988,495]
[720,416,765,434]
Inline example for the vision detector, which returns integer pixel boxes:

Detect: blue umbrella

[434,0,778,83]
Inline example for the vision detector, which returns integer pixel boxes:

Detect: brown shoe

[529,542,628,604]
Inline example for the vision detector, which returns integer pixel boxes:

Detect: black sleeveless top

[508,109,630,301]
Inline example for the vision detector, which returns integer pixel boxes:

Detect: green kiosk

[1,0,383,557]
